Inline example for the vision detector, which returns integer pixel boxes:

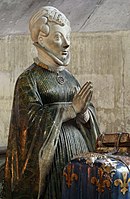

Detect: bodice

[31,64,80,104]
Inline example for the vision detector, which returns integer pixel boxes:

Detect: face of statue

[38,22,71,65]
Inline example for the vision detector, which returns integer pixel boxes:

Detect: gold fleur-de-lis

[63,164,78,188]
[114,172,130,195]
[91,167,111,192]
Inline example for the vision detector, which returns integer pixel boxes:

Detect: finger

[87,90,93,102]
[79,81,92,96]
[82,89,93,103]
[81,91,93,112]
[81,84,93,99]
[79,82,91,94]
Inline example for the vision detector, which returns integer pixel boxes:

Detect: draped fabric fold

[2,63,100,199]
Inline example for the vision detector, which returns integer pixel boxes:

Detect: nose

[63,44,69,49]
[63,37,70,49]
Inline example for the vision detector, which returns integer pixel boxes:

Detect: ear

[38,31,46,45]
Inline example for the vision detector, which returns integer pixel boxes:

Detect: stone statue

[2,6,100,199]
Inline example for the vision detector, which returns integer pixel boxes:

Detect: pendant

[56,72,65,85]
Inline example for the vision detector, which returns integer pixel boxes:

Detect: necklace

[56,72,65,85]
[34,58,66,85]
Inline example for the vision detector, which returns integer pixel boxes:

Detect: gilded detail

[91,167,111,192]
[63,164,78,188]
[114,172,130,195]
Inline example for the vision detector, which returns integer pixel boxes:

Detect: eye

[66,34,70,41]
[54,33,62,41]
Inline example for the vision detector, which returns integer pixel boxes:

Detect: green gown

[2,63,100,199]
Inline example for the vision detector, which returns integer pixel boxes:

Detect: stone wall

[0,31,130,146]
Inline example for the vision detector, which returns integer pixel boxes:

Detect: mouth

[61,51,68,56]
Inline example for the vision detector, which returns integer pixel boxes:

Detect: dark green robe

[2,63,100,199]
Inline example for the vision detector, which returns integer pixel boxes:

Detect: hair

[29,6,70,42]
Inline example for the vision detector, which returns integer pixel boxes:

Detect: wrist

[62,104,77,122]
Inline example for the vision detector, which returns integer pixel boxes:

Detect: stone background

[0,0,130,35]
[0,0,130,146]
[0,31,130,146]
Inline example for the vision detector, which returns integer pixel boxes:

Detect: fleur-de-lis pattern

[114,172,130,195]
[91,167,111,192]
[63,163,78,188]
[62,153,130,199]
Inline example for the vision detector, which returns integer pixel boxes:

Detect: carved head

[29,6,71,65]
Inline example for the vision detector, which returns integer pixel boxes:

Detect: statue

[2,6,100,199]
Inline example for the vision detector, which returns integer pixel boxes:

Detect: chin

[61,57,70,65]
[59,53,70,65]
[61,56,68,60]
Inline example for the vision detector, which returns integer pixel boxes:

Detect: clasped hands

[72,81,93,114]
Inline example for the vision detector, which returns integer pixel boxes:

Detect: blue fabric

[62,153,130,199]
